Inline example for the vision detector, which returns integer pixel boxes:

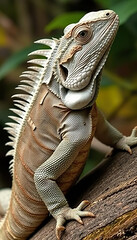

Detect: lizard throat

[59,47,110,110]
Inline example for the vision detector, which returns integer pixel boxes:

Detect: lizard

[0,9,137,240]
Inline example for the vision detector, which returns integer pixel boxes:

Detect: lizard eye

[78,30,88,37]
[73,25,92,44]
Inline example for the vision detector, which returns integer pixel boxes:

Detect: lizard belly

[1,84,98,240]
[57,102,98,193]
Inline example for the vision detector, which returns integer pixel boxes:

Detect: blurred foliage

[45,11,85,32]
[0,0,137,186]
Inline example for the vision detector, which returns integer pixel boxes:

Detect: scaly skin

[0,85,97,240]
[0,9,137,240]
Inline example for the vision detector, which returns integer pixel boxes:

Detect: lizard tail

[0,154,49,240]
[0,189,11,216]
[0,188,11,239]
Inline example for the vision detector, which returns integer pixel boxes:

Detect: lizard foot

[55,200,95,240]
[116,126,137,154]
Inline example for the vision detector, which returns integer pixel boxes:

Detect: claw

[77,200,90,210]
[131,126,137,137]
[75,216,83,225]
[127,147,132,155]
[124,144,132,155]
[56,226,65,240]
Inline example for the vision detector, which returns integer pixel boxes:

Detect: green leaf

[94,0,110,8]
[112,0,137,24]
[126,12,137,37]
[45,11,85,32]
[0,43,44,80]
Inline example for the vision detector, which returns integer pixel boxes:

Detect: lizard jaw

[59,47,110,110]
[60,63,92,91]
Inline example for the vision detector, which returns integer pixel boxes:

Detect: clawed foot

[55,200,95,240]
[116,126,137,154]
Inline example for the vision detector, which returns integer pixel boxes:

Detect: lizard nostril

[106,12,110,16]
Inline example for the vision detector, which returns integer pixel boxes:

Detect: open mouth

[60,64,68,81]
[59,63,92,91]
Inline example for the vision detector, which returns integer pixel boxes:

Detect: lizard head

[54,10,119,109]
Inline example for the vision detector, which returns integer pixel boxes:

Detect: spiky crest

[5,38,58,175]
[27,59,47,67]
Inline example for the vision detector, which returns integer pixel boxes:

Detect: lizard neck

[47,72,101,110]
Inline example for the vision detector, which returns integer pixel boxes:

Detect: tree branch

[30,147,137,240]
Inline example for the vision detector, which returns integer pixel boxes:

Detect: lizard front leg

[95,108,137,153]
[34,138,94,240]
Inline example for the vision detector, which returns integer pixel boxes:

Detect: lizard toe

[56,226,65,240]
[76,200,90,210]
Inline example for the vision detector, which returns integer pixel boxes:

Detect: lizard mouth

[60,64,68,81]
[60,63,92,91]
[59,46,110,110]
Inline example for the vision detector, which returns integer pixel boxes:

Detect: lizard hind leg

[0,188,11,217]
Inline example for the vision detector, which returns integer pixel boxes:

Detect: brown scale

[1,84,98,240]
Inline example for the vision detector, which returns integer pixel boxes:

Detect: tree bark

[30,147,137,240]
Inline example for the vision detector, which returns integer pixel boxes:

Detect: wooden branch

[30,147,137,240]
